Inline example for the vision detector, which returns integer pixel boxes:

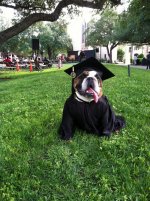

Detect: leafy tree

[0,0,121,44]
[116,0,150,44]
[37,21,72,58]
[86,9,119,63]
[0,21,72,58]
[0,28,33,56]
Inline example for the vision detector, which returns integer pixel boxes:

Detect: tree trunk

[47,46,52,60]
[106,45,112,63]
[106,42,119,63]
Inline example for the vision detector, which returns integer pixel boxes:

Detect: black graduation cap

[64,57,115,80]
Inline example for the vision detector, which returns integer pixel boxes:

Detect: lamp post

[125,45,131,77]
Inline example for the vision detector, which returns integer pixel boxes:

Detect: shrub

[137,53,144,58]
[117,49,125,62]
[137,54,144,65]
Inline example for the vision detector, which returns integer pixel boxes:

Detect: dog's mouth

[86,87,99,103]
[78,87,99,103]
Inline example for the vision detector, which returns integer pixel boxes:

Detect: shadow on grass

[0,62,78,80]
[0,77,12,82]
[0,67,68,79]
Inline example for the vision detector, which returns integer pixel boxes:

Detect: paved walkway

[130,65,149,70]
[116,63,148,70]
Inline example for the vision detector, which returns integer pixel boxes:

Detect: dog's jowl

[59,57,125,140]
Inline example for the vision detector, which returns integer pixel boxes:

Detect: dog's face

[73,70,103,103]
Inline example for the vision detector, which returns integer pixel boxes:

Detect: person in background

[79,50,86,62]
[57,56,61,69]
[146,52,150,70]
[58,54,64,69]
[133,54,138,65]
[34,56,41,71]
[3,56,12,67]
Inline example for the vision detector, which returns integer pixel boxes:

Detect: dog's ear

[95,71,103,82]
[73,77,79,89]
[97,71,103,79]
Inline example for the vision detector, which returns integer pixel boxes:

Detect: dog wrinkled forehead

[85,70,99,77]
[80,70,102,79]
[82,70,96,77]
[64,57,115,81]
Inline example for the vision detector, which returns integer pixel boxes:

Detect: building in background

[67,18,118,63]
[119,44,150,65]
[67,17,150,64]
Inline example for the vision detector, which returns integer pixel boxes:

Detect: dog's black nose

[87,77,94,88]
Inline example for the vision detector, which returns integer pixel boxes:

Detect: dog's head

[73,69,103,103]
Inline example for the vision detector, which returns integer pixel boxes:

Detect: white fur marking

[87,71,97,77]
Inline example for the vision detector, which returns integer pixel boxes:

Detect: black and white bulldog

[59,68,125,140]
[73,70,103,103]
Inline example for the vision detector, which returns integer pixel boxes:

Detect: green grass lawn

[0,65,150,201]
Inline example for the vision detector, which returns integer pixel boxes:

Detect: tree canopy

[116,0,150,44]
[85,0,150,63]
[0,0,121,44]
[37,21,72,58]
[86,8,119,62]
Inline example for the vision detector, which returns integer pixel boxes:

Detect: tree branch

[111,42,119,50]
[0,0,121,44]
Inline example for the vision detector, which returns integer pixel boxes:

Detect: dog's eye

[95,73,101,80]
[78,71,89,79]
[83,71,89,76]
